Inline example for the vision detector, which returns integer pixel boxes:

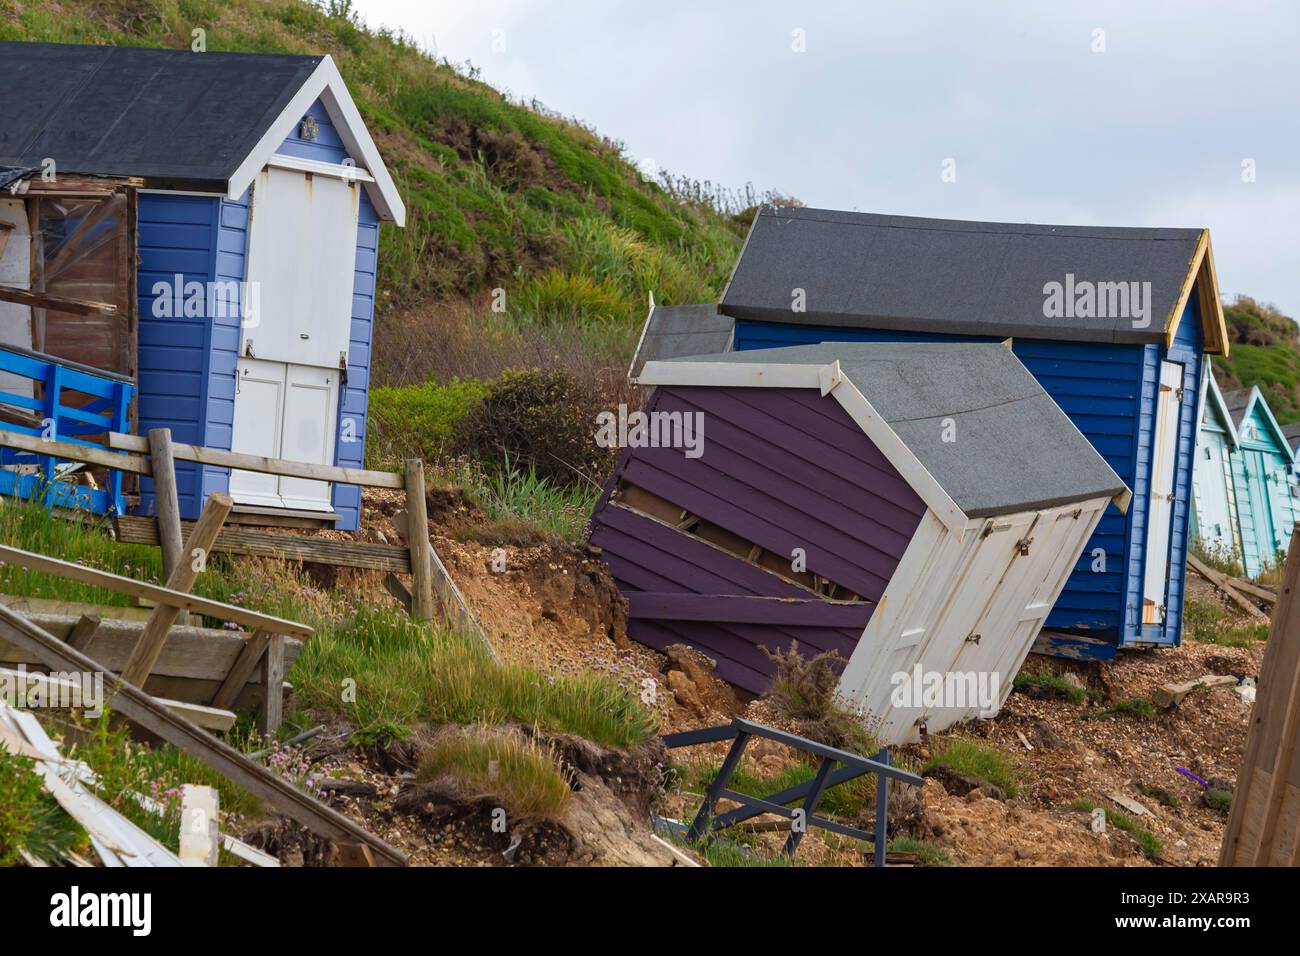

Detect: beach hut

[716,206,1230,658]
[0,41,404,530]
[1190,370,1241,562]
[1222,387,1299,577]
[593,342,1129,743]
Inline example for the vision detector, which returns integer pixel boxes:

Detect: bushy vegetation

[1214,295,1300,425]
[367,378,486,466]
[1183,598,1268,647]
[0,748,86,865]
[454,368,614,486]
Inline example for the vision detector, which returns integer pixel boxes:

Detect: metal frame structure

[660,718,924,866]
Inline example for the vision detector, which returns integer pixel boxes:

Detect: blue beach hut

[714,206,1230,658]
[0,42,405,530]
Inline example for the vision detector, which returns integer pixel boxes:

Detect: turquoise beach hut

[1191,372,1241,563]
[1223,387,1299,577]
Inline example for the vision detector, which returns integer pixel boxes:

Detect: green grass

[1071,799,1164,859]
[1087,698,1156,721]
[1183,599,1268,646]
[435,458,598,543]
[1013,671,1092,704]
[887,836,951,866]
[0,748,87,865]
[1205,788,1233,811]
[924,739,1019,797]
[290,607,655,749]
[452,517,564,549]
[416,726,572,821]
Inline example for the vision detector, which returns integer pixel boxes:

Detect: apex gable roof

[721,206,1228,354]
[0,41,404,224]
[1223,386,1295,462]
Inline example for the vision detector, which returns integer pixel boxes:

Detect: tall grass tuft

[417,725,572,821]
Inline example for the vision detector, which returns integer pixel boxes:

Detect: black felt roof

[722,206,1205,346]
[629,304,735,378]
[0,41,321,187]
[665,342,1129,517]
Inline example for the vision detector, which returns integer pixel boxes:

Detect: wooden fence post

[148,427,184,580]
[121,492,233,687]
[404,459,435,621]
[259,633,285,736]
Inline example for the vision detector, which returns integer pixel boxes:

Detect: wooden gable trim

[1165,229,1230,356]
[1238,387,1296,464]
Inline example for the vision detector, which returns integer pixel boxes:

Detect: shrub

[515,270,633,325]
[454,368,613,485]
[366,378,487,467]
[761,643,877,755]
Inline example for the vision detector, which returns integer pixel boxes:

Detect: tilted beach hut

[716,206,1230,659]
[0,41,404,529]
[1222,387,1299,577]
[1190,370,1241,561]
[591,342,1129,743]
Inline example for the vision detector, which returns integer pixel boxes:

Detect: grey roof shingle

[629,304,734,378]
[1222,388,1252,426]
[722,206,1204,345]
[665,342,1129,517]
[0,42,321,189]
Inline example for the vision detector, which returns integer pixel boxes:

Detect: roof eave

[225,56,406,226]
[1164,230,1229,356]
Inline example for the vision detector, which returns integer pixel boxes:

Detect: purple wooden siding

[589,385,927,693]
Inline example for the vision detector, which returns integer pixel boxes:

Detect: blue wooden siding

[330,191,380,531]
[734,292,1206,649]
[276,99,349,164]
[135,192,222,520]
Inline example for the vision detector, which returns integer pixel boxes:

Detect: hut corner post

[404,458,436,621]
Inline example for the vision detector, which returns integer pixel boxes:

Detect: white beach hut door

[230,165,359,512]
[1142,361,1183,625]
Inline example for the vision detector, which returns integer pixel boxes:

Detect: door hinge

[339,351,348,387]
[1166,492,1176,503]
[965,632,982,645]
[244,339,255,359]
[1015,537,1033,556]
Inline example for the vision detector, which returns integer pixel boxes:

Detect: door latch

[1015,537,1033,556]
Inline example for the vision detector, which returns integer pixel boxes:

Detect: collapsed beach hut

[0,41,404,529]
[1190,370,1241,560]
[715,206,1229,659]
[1222,386,1299,577]
[591,342,1129,742]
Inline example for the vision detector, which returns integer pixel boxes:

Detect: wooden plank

[0,427,150,475]
[0,613,301,683]
[122,493,233,686]
[148,428,184,580]
[0,594,151,623]
[260,633,285,735]
[1153,674,1238,709]
[0,600,406,866]
[1221,529,1300,865]
[178,785,220,867]
[108,431,404,489]
[0,543,313,638]
[383,572,412,613]
[0,666,235,731]
[405,459,435,621]
[211,630,270,711]
[114,514,410,573]
[0,284,118,317]
[1187,553,1269,621]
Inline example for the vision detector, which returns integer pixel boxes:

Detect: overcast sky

[353,0,1300,317]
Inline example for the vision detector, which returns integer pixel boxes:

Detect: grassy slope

[0,0,746,361]
[1212,297,1300,424]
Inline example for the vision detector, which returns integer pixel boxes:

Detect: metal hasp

[659,717,924,866]
[0,344,135,515]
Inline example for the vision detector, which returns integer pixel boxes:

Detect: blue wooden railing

[0,344,135,515]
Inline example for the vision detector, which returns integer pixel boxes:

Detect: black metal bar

[686,731,750,841]
[660,724,740,748]
[712,789,876,844]
[874,747,890,868]
[784,756,836,856]
[730,718,923,786]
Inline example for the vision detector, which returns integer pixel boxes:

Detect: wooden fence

[0,424,490,648]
